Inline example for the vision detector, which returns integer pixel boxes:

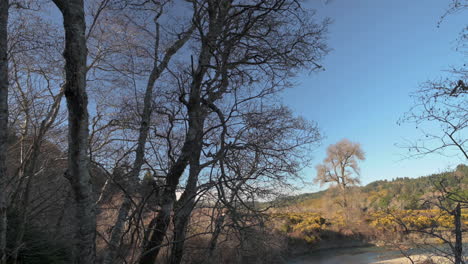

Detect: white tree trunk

[0,1,9,263]
[52,0,96,263]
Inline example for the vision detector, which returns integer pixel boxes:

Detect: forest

[0,0,466,264]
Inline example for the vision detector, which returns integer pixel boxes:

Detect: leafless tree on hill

[315,138,365,211]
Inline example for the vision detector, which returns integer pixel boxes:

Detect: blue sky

[282,0,467,192]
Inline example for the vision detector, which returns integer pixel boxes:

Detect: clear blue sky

[282,0,467,192]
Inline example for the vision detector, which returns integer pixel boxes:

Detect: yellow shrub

[271,212,330,243]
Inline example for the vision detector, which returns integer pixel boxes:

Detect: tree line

[0,0,329,263]
[0,0,466,263]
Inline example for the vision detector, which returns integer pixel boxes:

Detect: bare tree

[0,0,329,263]
[396,2,467,262]
[139,0,329,263]
[51,0,96,262]
[439,0,468,25]
[398,70,467,264]
[387,165,467,264]
[400,0,467,161]
[315,139,365,209]
[3,9,68,261]
[399,73,467,160]
[100,2,196,263]
[424,166,467,264]
[204,105,321,263]
[0,1,8,262]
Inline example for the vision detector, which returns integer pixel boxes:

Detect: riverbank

[376,254,454,264]
[288,245,400,264]
[287,245,466,264]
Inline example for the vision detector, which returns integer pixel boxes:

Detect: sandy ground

[289,251,392,264]
[289,252,460,264]
[375,255,453,264]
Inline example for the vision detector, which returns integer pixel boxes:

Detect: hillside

[278,164,467,211]
[264,164,468,259]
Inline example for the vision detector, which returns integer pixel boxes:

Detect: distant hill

[276,164,467,211]
[271,190,328,207]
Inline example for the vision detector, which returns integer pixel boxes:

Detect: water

[288,244,468,264]
[288,246,412,264]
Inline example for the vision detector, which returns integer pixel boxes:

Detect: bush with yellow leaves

[272,212,330,244]
[368,209,467,232]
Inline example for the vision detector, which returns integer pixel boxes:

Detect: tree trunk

[101,194,132,264]
[0,1,8,263]
[340,168,348,209]
[52,0,96,263]
[137,144,194,264]
[138,108,205,264]
[165,6,225,261]
[101,52,155,264]
[138,3,223,262]
[138,136,197,264]
[453,203,462,264]
[169,152,202,264]
[102,21,194,264]
[170,203,192,264]
[12,91,62,264]
[138,189,174,264]
[207,212,225,261]
[12,145,39,264]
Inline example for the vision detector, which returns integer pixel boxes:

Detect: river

[287,245,468,264]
